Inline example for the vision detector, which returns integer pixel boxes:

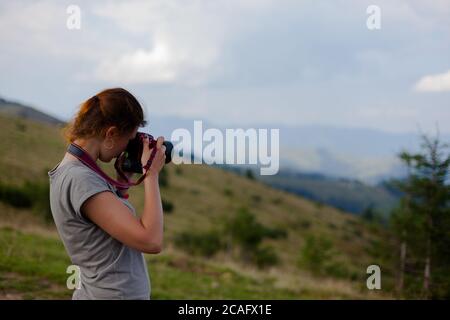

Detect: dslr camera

[121,132,173,173]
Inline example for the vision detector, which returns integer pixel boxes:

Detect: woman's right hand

[141,136,166,176]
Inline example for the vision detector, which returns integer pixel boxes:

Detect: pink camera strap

[67,142,157,191]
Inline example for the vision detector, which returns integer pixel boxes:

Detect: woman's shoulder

[50,160,112,189]
[49,160,90,178]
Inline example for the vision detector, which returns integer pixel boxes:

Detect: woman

[48,88,166,300]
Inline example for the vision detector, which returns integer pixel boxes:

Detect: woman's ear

[104,126,119,139]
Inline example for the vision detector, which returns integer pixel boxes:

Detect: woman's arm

[81,137,166,254]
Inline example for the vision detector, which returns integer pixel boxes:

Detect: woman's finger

[156,136,164,149]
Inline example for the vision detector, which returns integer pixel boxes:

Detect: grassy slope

[0,113,394,299]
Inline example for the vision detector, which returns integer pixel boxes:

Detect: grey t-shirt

[48,160,150,300]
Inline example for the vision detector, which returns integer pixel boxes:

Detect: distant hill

[0,96,64,126]
[258,170,400,218]
[220,165,400,218]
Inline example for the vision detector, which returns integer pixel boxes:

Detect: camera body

[121,132,173,173]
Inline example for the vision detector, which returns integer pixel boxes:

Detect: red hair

[64,88,147,143]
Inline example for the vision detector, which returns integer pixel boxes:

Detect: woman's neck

[71,138,100,162]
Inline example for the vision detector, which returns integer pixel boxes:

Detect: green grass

[0,226,387,299]
[146,254,300,299]
[0,226,302,299]
[0,227,70,299]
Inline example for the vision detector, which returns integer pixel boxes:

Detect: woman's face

[99,126,139,162]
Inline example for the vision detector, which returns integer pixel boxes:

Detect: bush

[15,121,27,132]
[223,188,233,197]
[263,226,288,239]
[224,207,265,250]
[361,205,386,225]
[162,198,174,213]
[272,197,282,205]
[327,222,337,230]
[300,220,311,229]
[251,194,262,203]
[159,167,169,188]
[298,235,333,274]
[175,166,183,175]
[352,228,363,238]
[0,182,33,208]
[224,207,282,268]
[23,180,51,221]
[225,207,288,247]
[252,245,279,268]
[324,261,351,279]
[298,235,353,279]
[174,231,223,257]
[245,169,254,180]
[0,180,51,221]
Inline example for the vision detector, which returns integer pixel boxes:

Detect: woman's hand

[141,136,166,177]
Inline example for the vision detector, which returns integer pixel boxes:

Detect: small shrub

[252,245,279,268]
[327,222,337,230]
[15,120,27,132]
[251,194,262,203]
[175,166,183,175]
[0,180,51,221]
[159,167,169,188]
[324,261,351,279]
[341,234,352,241]
[300,220,311,229]
[263,226,288,239]
[223,188,233,197]
[224,207,285,267]
[162,198,174,213]
[23,180,51,221]
[298,235,353,279]
[272,197,282,205]
[224,207,265,250]
[0,183,33,208]
[352,228,363,238]
[174,231,223,257]
[298,235,333,274]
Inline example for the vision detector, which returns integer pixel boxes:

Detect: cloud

[414,70,450,92]
[94,45,178,84]
[0,0,449,133]
[90,0,275,85]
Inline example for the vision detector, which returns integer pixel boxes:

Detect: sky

[0,0,449,134]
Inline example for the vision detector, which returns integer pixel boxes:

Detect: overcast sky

[0,0,449,133]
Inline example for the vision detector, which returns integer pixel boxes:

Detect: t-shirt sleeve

[68,166,114,220]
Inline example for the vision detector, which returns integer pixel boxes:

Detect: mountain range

[3,94,440,217]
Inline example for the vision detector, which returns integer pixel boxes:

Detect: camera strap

[67,142,155,191]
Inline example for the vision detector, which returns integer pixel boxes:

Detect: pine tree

[391,133,450,299]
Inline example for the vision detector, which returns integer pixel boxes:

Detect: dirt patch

[0,292,23,300]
